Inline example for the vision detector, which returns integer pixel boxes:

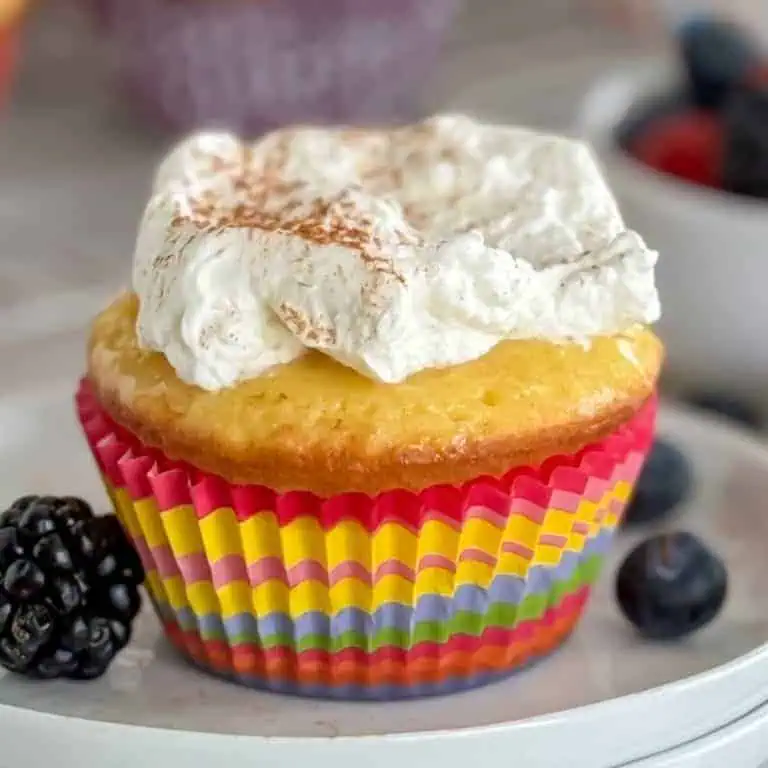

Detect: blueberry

[623,440,692,526]
[679,18,760,108]
[723,85,768,199]
[686,391,763,430]
[617,532,727,639]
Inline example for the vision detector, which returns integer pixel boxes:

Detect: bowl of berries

[579,18,768,418]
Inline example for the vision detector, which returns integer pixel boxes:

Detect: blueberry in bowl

[0,495,144,680]
[616,532,727,640]
[679,17,761,109]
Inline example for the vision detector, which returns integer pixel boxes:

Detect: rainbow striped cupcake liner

[76,379,656,700]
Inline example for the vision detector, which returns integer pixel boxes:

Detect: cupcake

[89,0,460,135]
[77,115,663,699]
[0,0,28,106]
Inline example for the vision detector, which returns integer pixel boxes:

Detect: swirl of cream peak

[132,115,661,390]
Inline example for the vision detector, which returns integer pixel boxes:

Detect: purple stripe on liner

[418,554,456,573]
[248,557,286,585]
[329,561,371,586]
[459,548,497,567]
[331,608,371,643]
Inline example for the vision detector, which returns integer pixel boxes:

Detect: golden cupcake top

[88,294,662,494]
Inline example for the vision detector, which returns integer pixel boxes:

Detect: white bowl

[578,59,768,412]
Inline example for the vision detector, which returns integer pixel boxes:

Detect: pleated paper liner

[76,378,656,700]
[87,0,461,134]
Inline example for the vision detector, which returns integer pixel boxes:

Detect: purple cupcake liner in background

[90,0,462,135]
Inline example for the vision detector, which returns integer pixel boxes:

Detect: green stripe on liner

[192,554,606,650]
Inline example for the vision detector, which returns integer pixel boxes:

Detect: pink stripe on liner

[502,542,535,560]
[286,560,328,587]
[174,551,212,583]
[464,505,507,529]
[209,554,248,586]
[150,544,182,580]
[583,476,610,503]
[621,452,646,482]
[420,510,461,531]
[458,547,497,568]
[131,536,156,575]
[549,489,582,514]
[538,534,567,548]
[247,557,286,585]
[373,559,416,583]
[508,498,547,525]
[609,497,626,517]
[329,561,371,586]
[572,521,591,536]
[417,554,456,573]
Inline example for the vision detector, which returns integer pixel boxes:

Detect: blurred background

[1,0,768,426]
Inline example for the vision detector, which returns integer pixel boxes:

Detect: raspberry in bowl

[579,18,768,420]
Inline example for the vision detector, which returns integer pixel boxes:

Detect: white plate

[0,386,766,767]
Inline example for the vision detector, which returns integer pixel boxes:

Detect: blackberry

[0,496,144,680]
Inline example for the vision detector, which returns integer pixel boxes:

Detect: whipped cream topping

[133,114,660,390]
